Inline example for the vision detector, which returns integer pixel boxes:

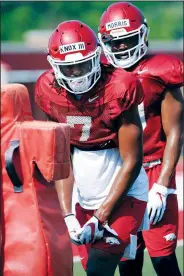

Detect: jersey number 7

[66,116,92,141]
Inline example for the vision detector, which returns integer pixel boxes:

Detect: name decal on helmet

[106,20,130,31]
[59,42,85,54]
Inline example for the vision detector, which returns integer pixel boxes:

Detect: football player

[35,20,148,276]
[98,2,184,276]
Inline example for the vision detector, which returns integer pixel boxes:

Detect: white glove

[77,215,118,244]
[147,183,168,225]
[64,214,82,245]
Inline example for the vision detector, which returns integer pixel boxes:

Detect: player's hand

[64,214,82,245]
[77,215,118,244]
[147,183,168,225]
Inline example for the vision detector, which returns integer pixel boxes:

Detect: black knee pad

[151,252,182,276]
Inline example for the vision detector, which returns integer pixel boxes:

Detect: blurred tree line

[1,1,183,42]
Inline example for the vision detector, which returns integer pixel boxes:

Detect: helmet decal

[59,42,85,54]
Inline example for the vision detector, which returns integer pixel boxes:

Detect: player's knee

[86,258,112,276]
[86,265,101,276]
[86,248,120,276]
[86,249,108,276]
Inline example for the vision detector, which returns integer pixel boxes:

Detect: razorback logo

[59,42,85,54]
[106,20,130,31]
[105,237,120,245]
[163,233,177,241]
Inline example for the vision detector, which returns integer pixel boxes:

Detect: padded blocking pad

[1,84,73,276]
[1,83,33,122]
[19,121,70,181]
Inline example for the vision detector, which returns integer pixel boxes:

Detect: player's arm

[55,162,82,244]
[157,87,184,187]
[55,162,74,216]
[95,106,143,222]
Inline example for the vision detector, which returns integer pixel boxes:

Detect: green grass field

[74,245,183,276]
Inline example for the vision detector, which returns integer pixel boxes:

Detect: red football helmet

[98,2,149,68]
[47,20,101,94]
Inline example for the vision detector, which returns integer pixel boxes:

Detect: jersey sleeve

[149,55,183,88]
[120,77,144,110]
[109,73,144,121]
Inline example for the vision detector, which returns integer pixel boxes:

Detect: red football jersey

[130,54,183,163]
[35,67,143,149]
[101,54,183,162]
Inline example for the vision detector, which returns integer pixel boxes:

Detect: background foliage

[1,1,183,42]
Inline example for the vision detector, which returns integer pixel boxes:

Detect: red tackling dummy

[0,84,73,276]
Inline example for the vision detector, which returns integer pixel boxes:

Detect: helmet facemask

[98,24,149,68]
[47,46,102,95]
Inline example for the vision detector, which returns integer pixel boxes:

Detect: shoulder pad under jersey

[138,54,183,88]
[35,69,66,115]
